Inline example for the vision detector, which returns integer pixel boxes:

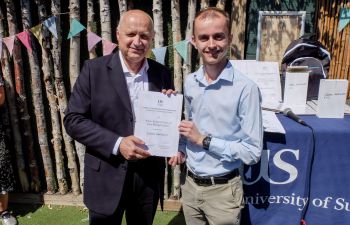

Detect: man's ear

[190,36,197,49]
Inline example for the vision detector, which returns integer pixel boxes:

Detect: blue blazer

[64,52,173,215]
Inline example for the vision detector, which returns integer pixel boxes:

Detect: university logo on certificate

[134,91,183,157]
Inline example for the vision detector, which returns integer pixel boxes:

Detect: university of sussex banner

[242,115,350,225]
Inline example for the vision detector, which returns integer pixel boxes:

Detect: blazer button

[129,117,133,122]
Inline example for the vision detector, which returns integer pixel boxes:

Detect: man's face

[192,15,231,66]
[117,13,154,65]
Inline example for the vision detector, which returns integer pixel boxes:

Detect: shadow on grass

[8,203,42,217]
[167,208,186,225]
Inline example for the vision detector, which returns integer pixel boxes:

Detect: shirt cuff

[112,137,124,155]
[209,137,226,154]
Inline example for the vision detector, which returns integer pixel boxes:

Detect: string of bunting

[0,15,190,65]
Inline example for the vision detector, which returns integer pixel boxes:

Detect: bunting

[87,31,102,51]
[2,35,15,56]
[174,40,189,62]
[102,40,117,55]
[30,24,43,47]
[338,7,350,32]
[152,46,167,65]
[0,16,190,65]
[43,16,58,39]
[67,18,86,39]
[17,31,32,53]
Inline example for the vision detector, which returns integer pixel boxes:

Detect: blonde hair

[193,7,230,34]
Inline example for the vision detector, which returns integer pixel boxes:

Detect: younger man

[169,7,263,225]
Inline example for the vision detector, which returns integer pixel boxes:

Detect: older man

[64,10,173,225]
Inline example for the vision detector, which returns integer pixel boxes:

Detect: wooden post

[171,0,182,199]
[87,0,98,59]
[230,0,247,60]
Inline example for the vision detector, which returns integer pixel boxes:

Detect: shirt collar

[194,60,234,85]
[119,51,149,76]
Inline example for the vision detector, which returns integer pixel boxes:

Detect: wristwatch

[202,136,212,150]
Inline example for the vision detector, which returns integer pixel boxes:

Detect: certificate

[231,60,282,109]
[134,91,183,157]
[283,67,309,108]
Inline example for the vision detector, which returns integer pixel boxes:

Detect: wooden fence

[316,0,350,97]
[0,0,349,207]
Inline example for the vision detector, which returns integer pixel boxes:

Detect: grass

[9,204,185,225]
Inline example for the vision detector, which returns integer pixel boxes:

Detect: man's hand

[161,89,177,95]
[168,152,186,167]
[119,136,151,160]
[179,120,204,146]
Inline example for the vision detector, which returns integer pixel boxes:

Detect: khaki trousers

[181,173,244,225]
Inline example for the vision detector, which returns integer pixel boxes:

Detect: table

[242,115,350,225]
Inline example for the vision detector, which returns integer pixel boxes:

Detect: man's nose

[208,38,216,48]
[133,35,142,45]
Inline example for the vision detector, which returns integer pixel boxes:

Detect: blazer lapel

[147,64,162,92]
[107,53,133,115]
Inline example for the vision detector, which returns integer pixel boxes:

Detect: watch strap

[202,136,212,150]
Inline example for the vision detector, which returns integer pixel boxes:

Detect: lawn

[9,204,185,225]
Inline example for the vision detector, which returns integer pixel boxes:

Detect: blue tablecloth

[242,115,350,225]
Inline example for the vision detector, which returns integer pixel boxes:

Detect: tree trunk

[99,0,112,44]
[152,0,167,199]
[1,7,34,193]
[171,0,183,93]
[182,0,196,79]
[69,0,86,191]
[17,0,58,194]
[52,0,81,195]
[230,0,247,60]
[201,0,209,9]
[118,0,127,15]
[153,0,164,47]
[69,0,81,89]
[171,0,182,199]
[216,0,226,9]
[4,0,31,192]
[35,0,68,195]
[17,0,43,193]
[87,0,98,59]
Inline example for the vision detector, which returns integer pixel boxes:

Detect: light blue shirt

[180,61,263,177]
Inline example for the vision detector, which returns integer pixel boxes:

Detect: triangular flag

[43,16,58,39]
[30,24,43,47]
[67,18,86,39]
[3,35,15,56]
[338,7,350,32]
[17,31,32,53]
[174,40,189,62]
[87,31,102,51]
[102,39,117,55]
[152,47,167,65]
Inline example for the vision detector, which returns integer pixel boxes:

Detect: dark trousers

[89,164,160,225]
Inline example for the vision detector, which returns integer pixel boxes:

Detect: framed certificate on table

[134,91,183,157]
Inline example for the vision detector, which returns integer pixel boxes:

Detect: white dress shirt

[112,51,149,155]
